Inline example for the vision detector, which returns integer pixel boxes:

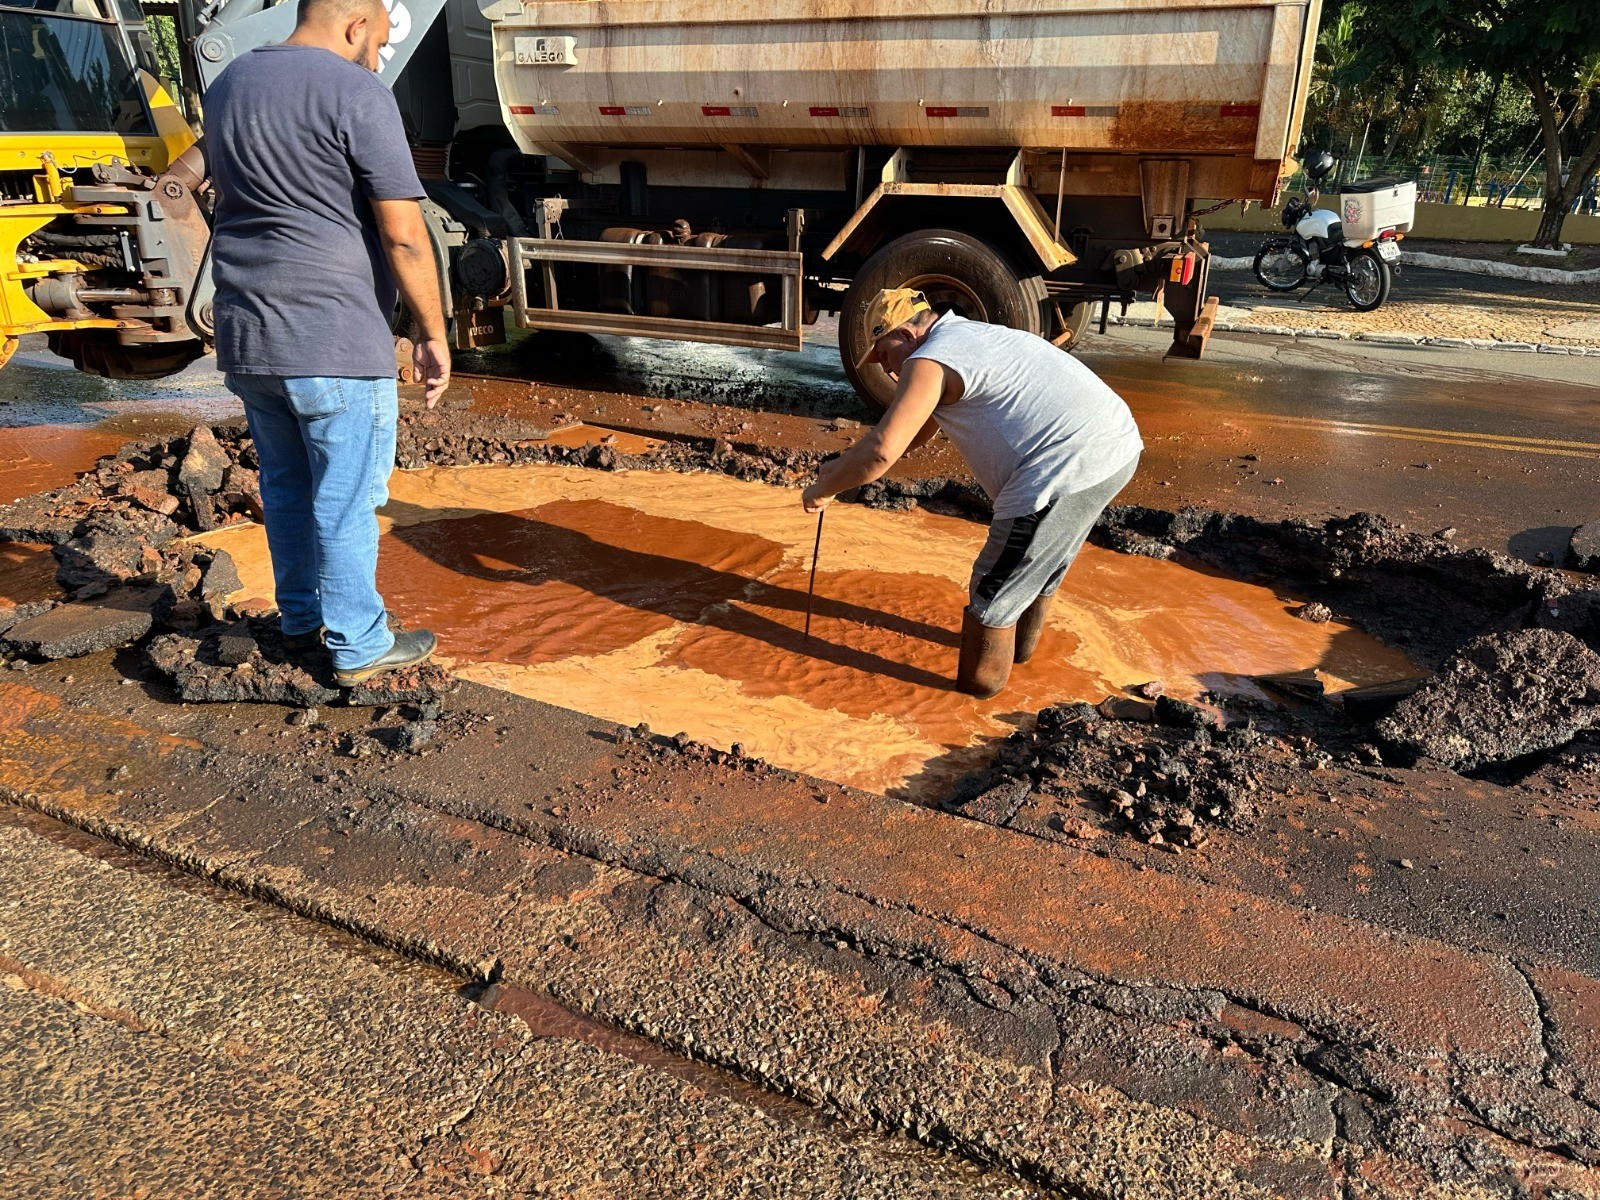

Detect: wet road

[457,319,1600,565]
[5,322,1597,565]
[0,343,239,505]
[5,332,1600,1197]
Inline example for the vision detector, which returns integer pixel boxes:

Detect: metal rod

[1053,147,1067,239]
[803,508,825,644]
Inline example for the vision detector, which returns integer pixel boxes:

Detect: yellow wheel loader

[0,0,438,378]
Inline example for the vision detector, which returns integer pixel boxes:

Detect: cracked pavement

[4,650,1599,1197]
[3,330,1600,1197]
[0,809,1035,1199]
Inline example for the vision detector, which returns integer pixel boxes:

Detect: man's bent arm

[371,198,450,406]
[804,358,945,511]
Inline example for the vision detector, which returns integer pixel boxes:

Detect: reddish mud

[378,500,785,667]
[364,467,1417,795]
[197,461,1416,794]
[536,423,662,456]
[0,543,56,611]
[0,426,132,507]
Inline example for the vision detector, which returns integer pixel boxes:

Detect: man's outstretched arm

[802,359,945,512]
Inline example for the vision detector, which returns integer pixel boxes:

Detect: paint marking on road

[1254,414,1600,459]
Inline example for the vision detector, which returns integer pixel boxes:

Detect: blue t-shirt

[206,45,424,378]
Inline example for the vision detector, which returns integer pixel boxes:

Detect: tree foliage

[146,15,183,95]
[1321,0,1600,244]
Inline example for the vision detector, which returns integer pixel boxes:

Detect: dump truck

[1,0,1323,405]
[466,0,1326,404]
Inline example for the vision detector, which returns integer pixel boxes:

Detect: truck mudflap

[1161,245,1217,360]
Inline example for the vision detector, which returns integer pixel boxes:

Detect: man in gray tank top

[803,289,1142,697]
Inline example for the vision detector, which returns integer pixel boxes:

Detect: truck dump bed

[479,0,1321,201]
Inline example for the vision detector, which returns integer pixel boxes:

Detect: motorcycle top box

[1339,178,1417,242]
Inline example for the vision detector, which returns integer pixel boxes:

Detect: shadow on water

[384,499,958,692]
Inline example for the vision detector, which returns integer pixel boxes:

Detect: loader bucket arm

[183,0,445,91]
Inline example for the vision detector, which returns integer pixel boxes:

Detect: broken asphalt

[3,328,1600,1198]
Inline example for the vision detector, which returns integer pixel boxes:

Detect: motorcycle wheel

[1253,242,1309,291]
[1343,249,1391,312]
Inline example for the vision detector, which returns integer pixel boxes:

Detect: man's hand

[801,481,833,514]
[372,198,449,405]
[414,338,450,408]
[799,360,946,513]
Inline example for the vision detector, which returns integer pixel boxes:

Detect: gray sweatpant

[967,455,1139,628]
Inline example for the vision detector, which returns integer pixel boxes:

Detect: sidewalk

[1201,231,1600,349]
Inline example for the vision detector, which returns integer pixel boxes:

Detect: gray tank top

[908,313,1143,519]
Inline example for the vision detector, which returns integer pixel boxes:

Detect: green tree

[146,14,183,97]
[1343,0,1600,245]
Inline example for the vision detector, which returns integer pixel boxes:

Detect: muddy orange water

[0,541,57,611]
[0,405,235,506]
[199,464,1417,797]
[0,425,130,506]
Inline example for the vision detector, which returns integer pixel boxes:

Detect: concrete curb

[1406,251,1600,285]
[1208,249,1600,285]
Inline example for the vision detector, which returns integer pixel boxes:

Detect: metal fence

[1285,153,1597,210]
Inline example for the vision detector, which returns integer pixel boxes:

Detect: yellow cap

[854,288,932,371]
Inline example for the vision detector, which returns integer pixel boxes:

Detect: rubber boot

[957,608,1015,699]
[1013,593,1053,665]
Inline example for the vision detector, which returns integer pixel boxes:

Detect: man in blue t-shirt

[206,0,449,685]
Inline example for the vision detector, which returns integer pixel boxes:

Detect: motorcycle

[1252,151,1404,313]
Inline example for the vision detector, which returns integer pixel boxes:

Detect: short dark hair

[296,0,384,27]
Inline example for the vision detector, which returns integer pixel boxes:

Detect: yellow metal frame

[0,70,196,341]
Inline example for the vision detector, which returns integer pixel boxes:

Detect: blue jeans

[224,374,397,671]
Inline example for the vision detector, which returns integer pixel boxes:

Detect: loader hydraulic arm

[180,0,443,91]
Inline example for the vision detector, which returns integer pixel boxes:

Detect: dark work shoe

[282,626,326,659]
[333,629,437,687]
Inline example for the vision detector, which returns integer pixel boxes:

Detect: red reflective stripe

[925,106,959,117]
[1220,104,1260,117]
[598,106,626,116]
[1182,254,1195,286]
[702,105,732,116]
[809,106,840,117]
[1051,105,1086,117]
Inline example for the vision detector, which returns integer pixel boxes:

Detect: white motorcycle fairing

[1294,209,1343,242]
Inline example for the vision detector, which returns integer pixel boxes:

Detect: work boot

[957,608,1014,699]
[334,629,437,687]
[1013,593,1053,665]
[281,626,325,661]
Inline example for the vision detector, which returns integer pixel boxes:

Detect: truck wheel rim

[901,274,989,321]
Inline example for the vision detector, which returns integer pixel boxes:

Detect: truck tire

[841,228,1047,411]
[46,331,204,380]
